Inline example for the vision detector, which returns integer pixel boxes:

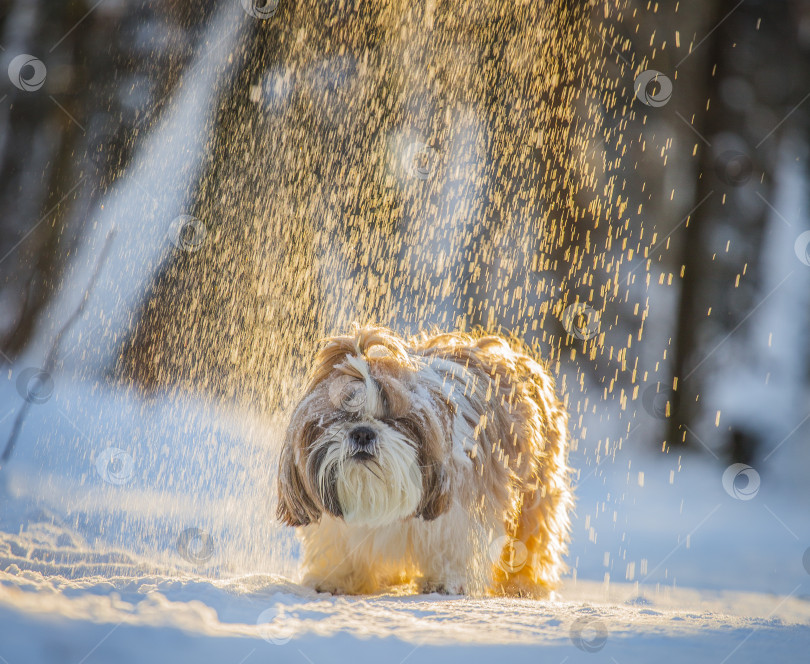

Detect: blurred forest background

[1,0,810,474]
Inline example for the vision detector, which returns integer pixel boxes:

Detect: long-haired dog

[277,325,572,596]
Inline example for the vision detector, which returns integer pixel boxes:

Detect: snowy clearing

[1,377,808,663]
[2,567,809,664]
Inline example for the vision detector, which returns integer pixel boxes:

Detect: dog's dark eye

[388,417,422,445]
[301,420,325,448]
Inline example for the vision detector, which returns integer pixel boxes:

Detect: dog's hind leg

[492,412,572,597]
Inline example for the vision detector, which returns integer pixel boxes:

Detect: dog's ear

[416,464,452,520]
[277,444,321,527]
[408,388,454,521]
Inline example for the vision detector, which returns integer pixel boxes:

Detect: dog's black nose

[349,426,377,449]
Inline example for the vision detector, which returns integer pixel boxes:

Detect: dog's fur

[277,325,572,596]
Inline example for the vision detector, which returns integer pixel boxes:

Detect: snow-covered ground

[2,571,809,664]
[1,376,808,663]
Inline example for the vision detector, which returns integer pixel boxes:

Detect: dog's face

[277,328,453,528]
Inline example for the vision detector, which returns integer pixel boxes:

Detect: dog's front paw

[312,583,338,595]
[420,579,464,595]
[305,573,378,596]
[303,574,344,596]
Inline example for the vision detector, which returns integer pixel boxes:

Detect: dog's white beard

[319,429,423,527]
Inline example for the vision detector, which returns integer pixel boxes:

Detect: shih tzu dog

[277,325,572,597]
